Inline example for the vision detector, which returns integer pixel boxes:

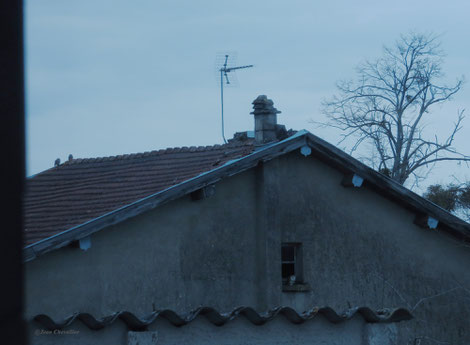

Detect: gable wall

[271,151,470,343]
[26,166,263,319]
[25,148,470,344]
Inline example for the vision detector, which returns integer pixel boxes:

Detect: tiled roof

[23,129,470,260]
[23,140,255,246]
[34,306,413,331]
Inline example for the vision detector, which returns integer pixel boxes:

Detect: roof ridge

[44,142,254,169]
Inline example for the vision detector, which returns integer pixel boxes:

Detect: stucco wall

[274,152,470,344]
[29,314,397,345]
[26,167,265,321]
[25,148,470,344]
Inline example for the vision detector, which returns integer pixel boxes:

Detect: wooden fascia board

[24,130,470,262]
[304,133,470,241]
[23,134,308,262]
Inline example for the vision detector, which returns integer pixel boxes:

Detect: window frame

[281,242,304,285]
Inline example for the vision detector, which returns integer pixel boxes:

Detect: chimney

[250,95,282,144]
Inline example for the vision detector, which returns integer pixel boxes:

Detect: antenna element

[219,54,253,143]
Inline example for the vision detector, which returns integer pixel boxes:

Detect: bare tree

[320,33,469,185]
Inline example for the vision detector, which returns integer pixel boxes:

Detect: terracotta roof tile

[33,306,413,331]
[24,140,256,246]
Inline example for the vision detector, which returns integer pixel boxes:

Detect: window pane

[282,263,295,279]
[282,245,295,261]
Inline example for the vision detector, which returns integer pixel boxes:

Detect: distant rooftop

[24,128,298,247]
[24,137,259,246]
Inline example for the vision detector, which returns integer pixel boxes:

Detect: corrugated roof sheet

[24,140,255,246]
[34,306,413,331]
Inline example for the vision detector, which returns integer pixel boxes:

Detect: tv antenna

[216,54,253,143]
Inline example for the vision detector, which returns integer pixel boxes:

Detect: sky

[25,0,470,192]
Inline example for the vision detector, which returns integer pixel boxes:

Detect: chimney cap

[250,95,281,116]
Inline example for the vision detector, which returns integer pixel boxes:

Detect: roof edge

[302,132,470,240]
[33,306,413,331]
[23,129,470,262]
[23,132,308,262]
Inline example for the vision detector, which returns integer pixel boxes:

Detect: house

[24,95,470,344]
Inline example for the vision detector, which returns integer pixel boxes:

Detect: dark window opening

[281,243,303,285]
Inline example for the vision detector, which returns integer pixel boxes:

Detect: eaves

[23,131,309,262]
[23,130,470,262]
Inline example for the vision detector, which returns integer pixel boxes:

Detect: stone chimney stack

[250,95,282,144]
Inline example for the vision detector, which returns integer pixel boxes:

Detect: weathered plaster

[29,314,372,345]
[26,150,470,344]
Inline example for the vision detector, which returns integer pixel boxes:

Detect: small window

[281,243,303,285]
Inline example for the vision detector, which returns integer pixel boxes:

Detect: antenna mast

[219,54,253,143]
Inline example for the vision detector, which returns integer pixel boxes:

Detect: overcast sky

[25,0,470,191]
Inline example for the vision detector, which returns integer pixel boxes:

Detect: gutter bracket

[300,145,312,157]
[414,214,439,230]
[341,173,364,188]
[79,236,92,251]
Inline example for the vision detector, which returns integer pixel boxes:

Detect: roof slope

[24,140,255,246]
[23,130,470,261]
